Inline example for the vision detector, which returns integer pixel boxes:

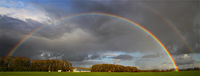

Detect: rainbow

[140,3,194,56]
[4,12,179,71]
[140,3,199,67]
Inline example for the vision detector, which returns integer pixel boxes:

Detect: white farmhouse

[73,68,91,72]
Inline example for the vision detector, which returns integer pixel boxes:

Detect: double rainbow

[140,3,195,60]
[4,12,179,71]
[140,3,199,67]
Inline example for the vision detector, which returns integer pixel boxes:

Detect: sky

[0,0,199,70]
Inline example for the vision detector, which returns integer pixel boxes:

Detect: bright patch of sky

[0,0,27,8]
[0,0,50,22]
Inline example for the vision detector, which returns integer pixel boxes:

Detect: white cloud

[0,0,51,22]
[113,59,120,63]
[102,52,119,56]
[40,53,44,56]
[183,54,190,58]
[0,7,50,22]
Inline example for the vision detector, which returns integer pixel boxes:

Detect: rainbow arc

[4,12,179,71]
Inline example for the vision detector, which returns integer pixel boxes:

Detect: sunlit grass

[0,71,199,76]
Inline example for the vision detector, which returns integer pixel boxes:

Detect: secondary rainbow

[140,3,199,67]
[4,12,179,71]
[140,3,194,55]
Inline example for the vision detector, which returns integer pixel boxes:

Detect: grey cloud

[72,1,199,55]
[86,53,106,60]
[0,15,30,33]
[89,54,100,60]
[174,54,196,66]
[142,54,159,58]
[112,54,134,60]
[71,60,104,68]
[139,2,199,55]
[161,54,197,67]
[30,0,199,54]
[141,52,164,58]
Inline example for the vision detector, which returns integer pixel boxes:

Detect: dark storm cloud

[69,0,125,15]
[70,1,199,55]
[0,15,35,57]
[0,15,76,58]
[140,2,199,55]
[67,18,162,53]
[0,15,29,33]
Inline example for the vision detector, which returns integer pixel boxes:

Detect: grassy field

[0,71,199,76]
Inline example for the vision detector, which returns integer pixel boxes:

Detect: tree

[1,56,73,72]
[91,64,138,72]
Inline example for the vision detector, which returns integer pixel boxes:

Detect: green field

[0,71,199,76]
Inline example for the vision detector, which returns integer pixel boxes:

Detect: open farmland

[0,71,199,76]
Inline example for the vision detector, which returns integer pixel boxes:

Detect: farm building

[73,68,91,72]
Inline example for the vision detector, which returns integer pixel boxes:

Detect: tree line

[90,64,179,72]
[0,56,73,71]
[91,64,138,72]
[1,56,193,72]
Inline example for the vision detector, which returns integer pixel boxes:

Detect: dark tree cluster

[179,67,200,71]
[0,56,73,72]
[91,64,138,72]
[140,69,175,72]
